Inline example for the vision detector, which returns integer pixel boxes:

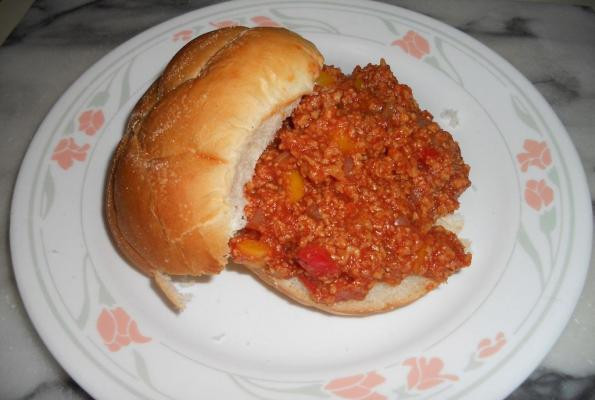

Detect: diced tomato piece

[296,244,340,278]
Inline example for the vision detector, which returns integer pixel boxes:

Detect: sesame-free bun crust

[106,27,324,298]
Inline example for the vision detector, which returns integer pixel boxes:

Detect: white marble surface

[0,0,593,399]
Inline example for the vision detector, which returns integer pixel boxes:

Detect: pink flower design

[78,109,104,136]
[210,20,239,29]
[324,371,387,400]
[403,357,458,391]
[391,31,430,59]
[51,138,90,170]
[525,179,554,211]
[477,332,507,359]
[516,140,552,172]
[251,16,281,27]
[172,29,193,42]
[96,307,151,352]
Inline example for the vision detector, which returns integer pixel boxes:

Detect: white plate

[10,1,592,399]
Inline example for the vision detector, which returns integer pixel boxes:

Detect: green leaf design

[40,169,55,219]
[423,53,464,87]
[540,207,556,235]
[394,385,417,399]
[89,90,109,107]
[90,262,116,306]
[548,167,560,188]
[434,37,464,86]
[231,376,329,399]
[98,279,115,306]
[279,384,328,397]
[63,118,74,136]
[424,55,441,70]
[463,352,483,372]
[380,18,400,36]
[133,350,176,399]
[118,59,134,109]
[133,349,153,386]
[511,95,539,131]
[269,9,340,33]
[517,223,545,290]
[75,254,92,329]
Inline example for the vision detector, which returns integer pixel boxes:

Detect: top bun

[106,27,324,297]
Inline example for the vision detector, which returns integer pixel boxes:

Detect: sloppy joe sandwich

[106,26,471,315]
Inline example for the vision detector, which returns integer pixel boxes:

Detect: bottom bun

[243,214,466,316]
[246,266,437,315]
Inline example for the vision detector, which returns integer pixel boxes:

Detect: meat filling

[230,62,471,304]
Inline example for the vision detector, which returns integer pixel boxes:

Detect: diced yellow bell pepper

[316,70,335,87]
[334,132,356,154]
[286,170,305,203]
[236,239,270,259]
[354,76,364,90]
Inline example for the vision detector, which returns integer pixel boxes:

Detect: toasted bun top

[106,27,324,279]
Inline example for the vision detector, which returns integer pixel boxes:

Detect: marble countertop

[0,1,593,399]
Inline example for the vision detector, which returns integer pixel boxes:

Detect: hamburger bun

[106,27,470,315]
[106,26,324,308]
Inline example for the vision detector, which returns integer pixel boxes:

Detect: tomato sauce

[230,63,471,304]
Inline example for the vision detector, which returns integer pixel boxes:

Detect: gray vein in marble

[508,368,595,400]
[23,379,91,400]
[458,16,537,38]
[533,76,581,106]
[4,0,220,47]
